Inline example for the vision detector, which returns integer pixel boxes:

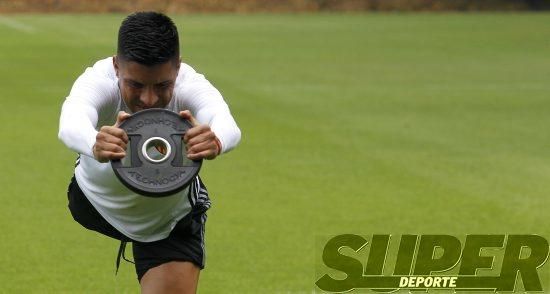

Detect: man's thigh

[67,176,128,241]
[132,211,207,282]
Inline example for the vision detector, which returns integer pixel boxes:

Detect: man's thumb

[179,110,199,126]
[115,111,131,127]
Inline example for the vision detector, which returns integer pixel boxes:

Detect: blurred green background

[0,13,549,293]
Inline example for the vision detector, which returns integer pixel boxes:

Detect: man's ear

[175,56,182,71]
[113,55,120,77]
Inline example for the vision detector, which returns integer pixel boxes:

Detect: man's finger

[102,134,127,149]
[93,143,126,162]
[101,126,129,143]
[97,142,126,154]
[187,149,216,161]
[187,140,216,155]
[99,150,126,161]
[183,125,211,143]
[186,129,215,146]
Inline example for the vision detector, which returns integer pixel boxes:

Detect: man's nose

[140,87,158,107]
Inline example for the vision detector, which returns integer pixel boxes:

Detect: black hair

[117,12,179,66]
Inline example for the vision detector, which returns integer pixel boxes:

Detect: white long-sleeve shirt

[58,57,241,242]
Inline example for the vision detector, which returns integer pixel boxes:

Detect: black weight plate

[111,109,202,197]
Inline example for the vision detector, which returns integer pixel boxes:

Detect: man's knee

[140,261,200,294]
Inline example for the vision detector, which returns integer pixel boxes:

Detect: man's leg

[140,261,200,294]
[134,179,209,292]
[67,176,129,241]
[133,212,206,293]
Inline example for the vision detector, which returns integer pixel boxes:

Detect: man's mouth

[134,105,160,111]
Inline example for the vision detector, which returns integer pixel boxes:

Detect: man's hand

[93,111,130,163]
[179,110,221,160]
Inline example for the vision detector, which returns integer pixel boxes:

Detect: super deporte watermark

[315,234,549,293]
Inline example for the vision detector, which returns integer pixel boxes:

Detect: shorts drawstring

[116,241,135,275]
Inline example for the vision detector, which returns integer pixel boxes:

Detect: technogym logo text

[315,235,549,293]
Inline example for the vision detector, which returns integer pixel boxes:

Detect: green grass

[0,12,549,293]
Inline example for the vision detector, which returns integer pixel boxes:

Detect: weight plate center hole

[142,137,172,163]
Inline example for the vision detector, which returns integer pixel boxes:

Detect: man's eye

[130,82,143,89]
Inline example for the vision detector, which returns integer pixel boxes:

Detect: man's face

[114,56,180,113]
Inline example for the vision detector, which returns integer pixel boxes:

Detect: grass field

[0,12,549,293]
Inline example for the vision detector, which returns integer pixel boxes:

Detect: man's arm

[58,62,123,161]
[175,65,242,159]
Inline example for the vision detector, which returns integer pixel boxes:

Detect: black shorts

[67,176,209,281]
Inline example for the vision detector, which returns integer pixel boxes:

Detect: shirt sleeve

[58,62,118,158]
[175,65,241,154]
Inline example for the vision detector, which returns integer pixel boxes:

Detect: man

[58,12,241,293]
